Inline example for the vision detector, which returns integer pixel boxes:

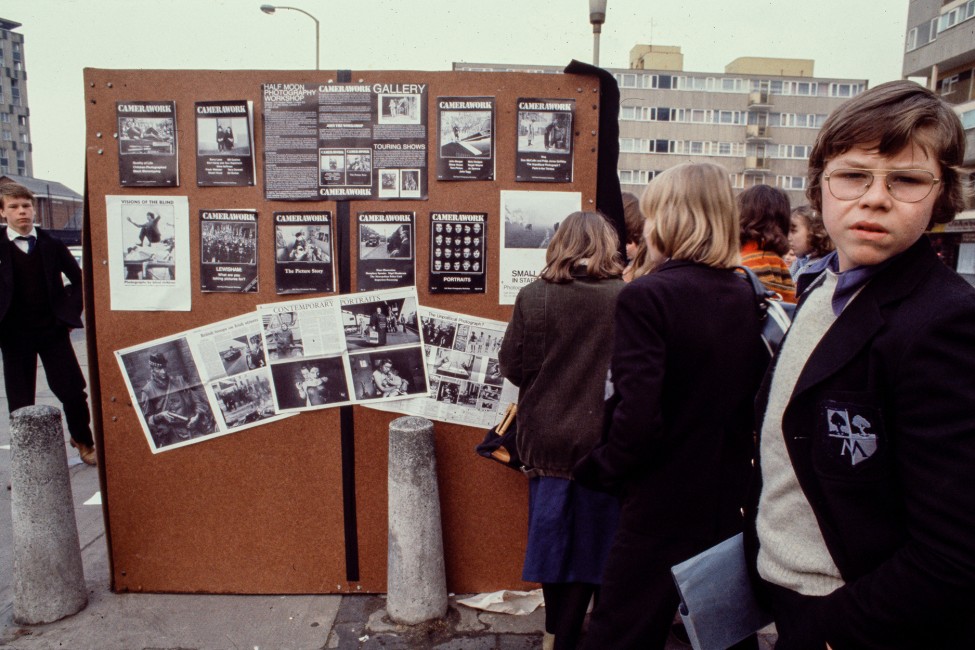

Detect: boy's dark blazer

[0,225,84,333]
[746,237,975,648]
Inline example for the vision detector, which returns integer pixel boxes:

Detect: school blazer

[746,237,975,648]
[0,226,84,331]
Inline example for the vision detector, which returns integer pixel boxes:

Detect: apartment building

[0,17,31,177]
[456,46,866,206]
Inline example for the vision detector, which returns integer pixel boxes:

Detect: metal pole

[593,27,601,67]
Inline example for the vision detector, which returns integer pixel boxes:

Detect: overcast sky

[5,0,910,192]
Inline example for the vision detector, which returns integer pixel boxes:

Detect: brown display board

[82,68,601,594]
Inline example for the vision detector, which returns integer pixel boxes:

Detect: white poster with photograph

[114,311,292,454]
[369,307,516,428]
[256,295,353,414]
[499,190,581,305]
[105,194,191,311]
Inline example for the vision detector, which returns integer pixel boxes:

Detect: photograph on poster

[117,338,217,450]
[268,355,350,410]
[379,94,421,124]
[358,222,412,261]
[517,110,572,153]
[275,224,331,263]
[197,117,250,155]
[262,311,304,360]
[502,190,575,249]
[211,373,276,430]
[342,296,419,351]
[119,116,175,155]
[348,348,427,401]
[202,219,257,264]
[379,170,399,197]
[400,169,420,198]
[432,347,475,380]
[118,204,178,282]
[439,108,492,158]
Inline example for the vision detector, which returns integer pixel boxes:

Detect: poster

[356,212,415,291]
[116,100,179,187]
[436,96,494,181]
[369,307,514,428]
[429,212,486,294]
[105,195,191,311]
[200,210,258,293]
[338,287,428,404]
[262,82,428,201]
[499,190,581,305]
[195,100,256,186]
[515,98,575,183]
[257,296,352,413]
[114,312,291,454]
[274,211,335,295]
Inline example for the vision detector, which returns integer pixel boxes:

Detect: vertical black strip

[335,69,360,584]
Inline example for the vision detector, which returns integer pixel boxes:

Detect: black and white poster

[356,212,415,291]
[262,82,428,201]
[429,212,486,294]
[117,100,179,187]
[515,98,575,183]
[200,210,258,293]
[195,100,256,186]
[436,97,494,181]
[273,212,334,295]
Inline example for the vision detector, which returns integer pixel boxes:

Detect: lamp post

[589,0,608,67]
[260,4,320,70]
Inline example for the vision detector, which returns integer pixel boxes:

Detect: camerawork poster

[429,212,486,294]
[195,100,256,187]
[356,212,416,291]
[116,100,179,187]
[114,312,291,454]
[515,98,575,183]
[368,306,512,428]
[499,190,581,305]
[200,210,258,293]
[274,212,335,295]
[105,195,191,311]
[436,97,494,181]
[262,82,428,200]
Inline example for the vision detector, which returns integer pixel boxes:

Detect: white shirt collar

[6,225,38,241]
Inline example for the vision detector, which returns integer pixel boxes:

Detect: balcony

[746,124,772,141]
[744,156,770,173]
[747,90,772,109]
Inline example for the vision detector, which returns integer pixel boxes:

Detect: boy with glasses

[748,80,975,648]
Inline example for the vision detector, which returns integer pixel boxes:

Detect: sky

[5,0,911,193]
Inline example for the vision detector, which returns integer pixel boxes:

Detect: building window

[940,74,959,96]
[20,133,28,143]
[620,105,640,121]
[937,1,975,34]
[0,113,8,124]
[17,115,26,127]
[776,144,812,159]
[906,27,918,51]
[617,73,638,88]
[777,176,807,190]
[2,129,11,141]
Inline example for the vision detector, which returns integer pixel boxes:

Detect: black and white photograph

[200,210,258,293]
[515,97,575,183]
[379,94,421,124]
[195,100,255,187]
[262,311,304,361]
[117,338,217,452]
[348,348,428,402]
[452,323,503,356]
[429,213,487,294]
[273,212,334,295]
[119,202,178,282]
[117,100,179,186]
[499,190,581,304]
[437,96,494,181]
[268,355,350,411]
[420,314,457,348]
[378,169,399,198]
[431,347,475,381]
[345,148,373,186]
[341,296,419,351]
[400,169,421,198]
[356,212,416,290]
[211,373,276,429]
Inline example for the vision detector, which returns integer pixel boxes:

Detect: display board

[82,67,603,594]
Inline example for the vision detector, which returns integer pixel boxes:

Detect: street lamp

[260,4,320,70]
[589,0,608,67]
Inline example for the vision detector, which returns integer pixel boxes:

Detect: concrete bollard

[10,405,88,625]
[386,416,448,625]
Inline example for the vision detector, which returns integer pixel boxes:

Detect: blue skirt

[522,476,620,584]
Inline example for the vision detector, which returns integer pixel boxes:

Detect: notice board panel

[83,67,601,594]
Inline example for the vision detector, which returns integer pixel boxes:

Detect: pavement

[0,330,777,649]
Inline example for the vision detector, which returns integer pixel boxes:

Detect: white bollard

[386,416,448,625]
[10,405,88,624]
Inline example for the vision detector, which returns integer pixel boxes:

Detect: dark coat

[0,226,83,331]
[745,237,975,648]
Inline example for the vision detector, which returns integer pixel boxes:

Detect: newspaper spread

[515,98,575,183]
[195,100,256,187]
[499,190,581,304]
[115,311,291,454]
[117,100,179,187]
[262,82,428,201]
[368,306,517,428]
[436,96,495,181]
[200,209,258,293]
[105,195,191,311]
[428,212,486,294]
